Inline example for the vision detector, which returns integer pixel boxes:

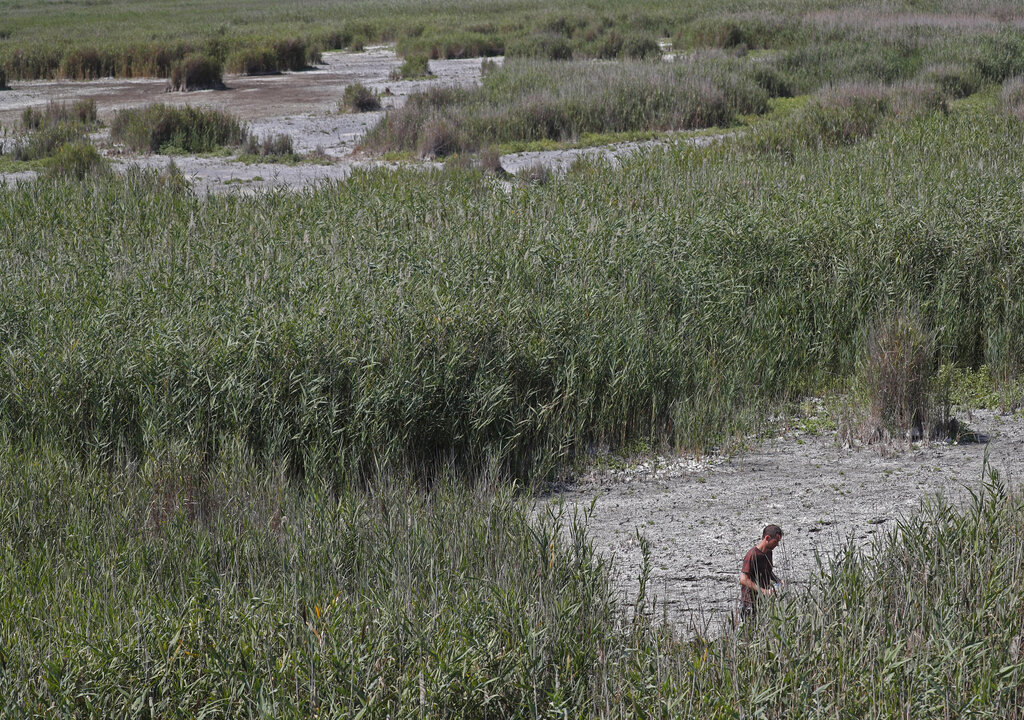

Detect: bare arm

[739,572,773,596]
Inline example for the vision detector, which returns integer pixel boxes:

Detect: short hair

[762,524,783,540]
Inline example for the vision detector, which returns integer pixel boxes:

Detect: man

[738,524,783,622]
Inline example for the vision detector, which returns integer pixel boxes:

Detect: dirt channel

[0,46,701,192]
[543,408,1024,636]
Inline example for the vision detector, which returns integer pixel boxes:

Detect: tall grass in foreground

[3,109,1024,483]
[363,54,769,155]
[1,443,1020,717]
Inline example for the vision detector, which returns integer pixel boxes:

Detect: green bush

[12,123,84,161]
[340,82,381,112]
[918,63,983,100]
[111,104,248,153]
[274,38,314,71]
[505,33,573,60]
[390,53,432,80]
[44,141,106,180]
[242,133,297,159]
[1000,76,1024,120]
[168,54,224,91]
[225,47,280,75]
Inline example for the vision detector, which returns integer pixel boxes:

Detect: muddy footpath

[544,408,1023,636]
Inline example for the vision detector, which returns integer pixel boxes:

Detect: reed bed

[5,0,1024,85]
[0,441,1019,717]
[362,55,769,156]
[3,107,1023,484]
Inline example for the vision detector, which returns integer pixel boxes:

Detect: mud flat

[547,409,1023,635]
[0,47,723,192]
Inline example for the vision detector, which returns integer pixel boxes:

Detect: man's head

[761,524,783,550]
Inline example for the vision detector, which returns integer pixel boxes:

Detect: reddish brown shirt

[740,546,776,605]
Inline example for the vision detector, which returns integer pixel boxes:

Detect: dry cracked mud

[543,408,1024,636]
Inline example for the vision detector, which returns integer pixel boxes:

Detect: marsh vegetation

[2,0,1024,716]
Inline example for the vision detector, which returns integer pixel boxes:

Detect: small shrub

[340,83,381,112]
[861,314,940,443]
[274,38,311,71]
[890,81,947,118]
[390,54,432,80]
[12,123,84,161]
[751,65,796,97]
[111,104,247,153]
[919,63,983,100]
[225,48,280,75]
[621,34,661,60]
[477,146,505,174]
[242,133,297,159]
[999,76,1024,120]
[22,100,98,131]
[480,58,500,77]
[417,116,462,157]
[168,54,224,91]
[517,162,552,184]
[44,141,106,180]
[747,82,891,154]
[505,33,573,61]
[21,106,43,130]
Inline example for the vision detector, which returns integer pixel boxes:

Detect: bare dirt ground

[0,47,706,192]
[544,408,1023,636]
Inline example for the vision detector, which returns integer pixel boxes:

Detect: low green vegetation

[239,133,301,163]
[390,53,432,80]
[340,82,382,113]
[110,104,249,154]
[168,54,225,91]
[743,80,947,155]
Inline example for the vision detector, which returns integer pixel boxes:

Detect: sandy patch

[545,409,1023,636]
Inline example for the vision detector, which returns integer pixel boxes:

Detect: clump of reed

[110,104,248,153]
[339,83,381,112]
[364,55,769,156]
[168,54,225,91]
[390,53,432,80]
[44,141,107,180]
[4,108,1024,481]
[999,76,1024,120]
[224,47,280,75]
[21,99,99,130]
[856,313,946,443]
[241,133,299,161]
[10,99,101,162]
[746,80,945,154]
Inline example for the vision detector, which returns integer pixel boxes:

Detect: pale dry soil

[545,408,1024,636]
[0,47,705,192]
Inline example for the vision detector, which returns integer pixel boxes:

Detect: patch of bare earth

[0,47,723,192]
[544,409,1023,636]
